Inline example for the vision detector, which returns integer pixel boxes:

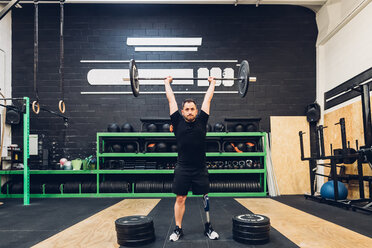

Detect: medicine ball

[225,143,234,152]
[320,180,348,200]
[147,143,156,152]
[170,144,177,152]
[156,142,168,152]
[246,123,257,132]
[214,123,225,132]
[111,144,123,152]
[107,123,120,132]
[206,123,212,132]
[237,143,247,152]
[234,124,245,132]
[124,144,136,153]
[147,123,158,132]
[121,123,133,132]
[162,123,170,132]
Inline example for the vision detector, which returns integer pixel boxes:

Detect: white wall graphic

[87,69,194,85]
[83,36,242,95]
[127,37,202,52]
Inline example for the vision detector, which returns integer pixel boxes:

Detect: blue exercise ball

[320,180,348,200]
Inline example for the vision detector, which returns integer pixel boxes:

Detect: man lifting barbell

[165,75,219,241]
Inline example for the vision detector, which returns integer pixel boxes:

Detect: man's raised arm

[201,77,216,115]
[164,76,178,115]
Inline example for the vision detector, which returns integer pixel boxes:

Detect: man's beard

[185,115,196,122]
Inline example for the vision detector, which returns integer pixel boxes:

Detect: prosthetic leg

[203,194,219,240]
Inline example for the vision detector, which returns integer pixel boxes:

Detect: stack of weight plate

[232,214,270,244]
[115,215,155,247]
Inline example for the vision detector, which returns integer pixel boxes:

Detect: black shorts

[172,168,209,196]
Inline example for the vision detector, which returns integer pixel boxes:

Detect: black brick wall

[11,4,317,158]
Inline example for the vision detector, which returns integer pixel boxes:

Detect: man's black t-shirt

[170,110,209,171]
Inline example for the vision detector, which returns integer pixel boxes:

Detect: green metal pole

[23,97,30,205]
[96,133,100,170]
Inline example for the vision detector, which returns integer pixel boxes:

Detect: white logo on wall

[81,37,238,95]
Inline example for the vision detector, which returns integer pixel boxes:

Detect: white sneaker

[169,225,183,241]
[204,222,219,240]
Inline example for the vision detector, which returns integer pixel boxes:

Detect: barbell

[123,59,256,98]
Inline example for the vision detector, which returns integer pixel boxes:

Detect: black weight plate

[233,234,270,245]
[232,214,270,226]
[129,59,140,97]
[117,232,155,242]
[255,181,259,192]
[30,183,43,194]
[11,182,23,194]
[115,216,153,229]
[153,182,158,193]
[233,228,269,238]
[134,182,139,193]
[117,235,155,247]
[238,60,250,98]
[257,181,262,191]
[233,223,270,233]
[146,182,150,193]
[45,182,60,194]
[117,228,154,240]
[111,181,118,193]
[116,222,153,234]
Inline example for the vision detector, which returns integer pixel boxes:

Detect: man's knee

[176,195,187,205]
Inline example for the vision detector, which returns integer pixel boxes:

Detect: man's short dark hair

[182,98,197,109]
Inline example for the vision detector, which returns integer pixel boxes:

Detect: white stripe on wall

[87,69,194,85]
[81,91,239,95]
[127,37,202,46]
[80,60,239,63]
[134,47,198,52]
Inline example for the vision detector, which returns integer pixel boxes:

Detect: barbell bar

[124,59,256,98]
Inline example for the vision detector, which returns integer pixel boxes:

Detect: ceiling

[0,0,328,12]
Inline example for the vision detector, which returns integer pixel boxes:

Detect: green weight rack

[96,132,267,197]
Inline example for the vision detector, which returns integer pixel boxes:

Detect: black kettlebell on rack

[121,123,133,132]
[147,123,157,132]
[214,123,225,132]
[107,123,120,132]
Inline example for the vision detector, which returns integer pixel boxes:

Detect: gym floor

[0,196,371,248]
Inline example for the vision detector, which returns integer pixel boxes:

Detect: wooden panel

[32,199,160,248]
[270,116,310,194]
[236,198,372,248]
[324,98,372,199]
